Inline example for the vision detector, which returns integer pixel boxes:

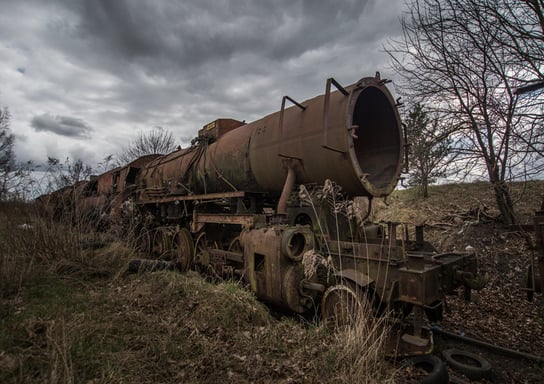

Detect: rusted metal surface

[321,77,349,153]
[248,76,403,198]
[238,225,317,313]
[96,155,161,196]
[96,169,116,195]
[193,213,256,227]
[198,118,245,140]
[138,191,248,205]
[139,146,204,197]
[536,200,544,296]
[276,161,297,215]
[512,197,544,299]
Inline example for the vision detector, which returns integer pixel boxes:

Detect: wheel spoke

[228,236,242,253]
[174,228,194,272]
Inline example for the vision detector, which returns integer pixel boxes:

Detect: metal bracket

[278,95,306,158]
[322,77,349,153]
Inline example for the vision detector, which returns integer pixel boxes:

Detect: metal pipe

[277,165,296,215]
[302,281,326,292]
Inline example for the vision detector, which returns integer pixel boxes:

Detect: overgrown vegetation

[376,180,544,383]
[0,202,396,383]
[3,181,543,382]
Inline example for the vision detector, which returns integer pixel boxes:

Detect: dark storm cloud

[41,0,399,123]
[58,0,372,70]
[1,0,405,167]
[31,114,92,138]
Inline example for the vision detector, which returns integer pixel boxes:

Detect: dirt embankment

[375,181,544,383]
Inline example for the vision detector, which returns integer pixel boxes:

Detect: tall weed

[297,180,395,383]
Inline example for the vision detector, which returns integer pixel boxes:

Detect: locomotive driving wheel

[321,283,372,330]
[228,236,242,253]
[194,232,224,278]
[152,227,175,260]
[194,232,209,267]
[136,228,152,255]
[174,228,194,272]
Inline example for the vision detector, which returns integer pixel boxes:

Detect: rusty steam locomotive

[40,75,480,356]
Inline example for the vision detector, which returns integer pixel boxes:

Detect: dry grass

[375,180,543,225]
[0,202,130,298]
[326,312,396,383]
[0,201,396,383]
[295,181,398,383]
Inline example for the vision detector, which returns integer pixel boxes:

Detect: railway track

[427,325,543,383]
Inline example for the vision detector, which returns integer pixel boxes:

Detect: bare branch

[386,0,544,224]
[118,127,177,164]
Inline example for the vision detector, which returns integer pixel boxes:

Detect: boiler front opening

[351,86,402,194]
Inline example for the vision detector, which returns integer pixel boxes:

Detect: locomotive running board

[137,191,257,205]
[193,212,263,227]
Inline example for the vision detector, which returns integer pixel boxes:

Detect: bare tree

[0,107,34,200]
[118,127,176,164]
[47,157,93,190]
[387,0,544,225]
[405,103,451,198]
[0,107,15,199]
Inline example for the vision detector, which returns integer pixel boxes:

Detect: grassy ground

[374,180,542,225]
[3,180,541,383]
[0,202,395,384]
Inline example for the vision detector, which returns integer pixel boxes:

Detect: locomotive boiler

[42,74,481,357]
[138,76,401,201]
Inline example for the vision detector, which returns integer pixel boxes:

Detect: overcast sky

[0,0,407,171]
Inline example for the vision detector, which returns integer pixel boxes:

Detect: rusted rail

[432,326,544,363]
